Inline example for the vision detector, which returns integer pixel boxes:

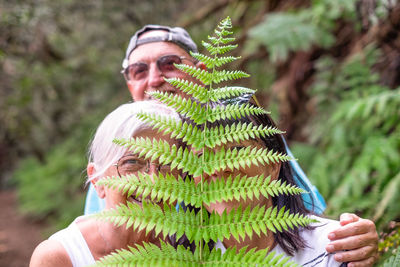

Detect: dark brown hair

[169,101,313,255]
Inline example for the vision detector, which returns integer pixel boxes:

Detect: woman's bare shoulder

[29,239,72,267]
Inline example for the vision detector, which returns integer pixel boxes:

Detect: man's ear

[87,163,106,199]
[196,61,207,71]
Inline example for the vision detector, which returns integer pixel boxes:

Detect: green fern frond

[190,52,240,69]
[98,16,316,265]
[215,28,233,37]
[212,69,250,83]
[164,77,209,103]
[202,41,238,56]
[147,91,207,124]
[206,103,267,123]
[113,137,199,174]
[92,202,198,240]
[95,173,188,206]
[96,173,199,208]
[200,18,236,56]
[266,179,307,197]
[208,36,236,45]
[205,246,300,267]
[135,112,203,148]
[114,137,176,164]
[217,16,233,30]
[135,112,185,136]
[93,241,197,267]
[95,175,142,198]
[93,202,316,244]
[174,64,249,85]
[147,92,266,125]
[161,80,255,104]
[96,173,305,209]
[174,64,212,85]
[93,241,299,267]
[204,205,317,242]
[201,174,305,206]
[205,122,283,148]
[199,146,292,176]
[208,86,255,102]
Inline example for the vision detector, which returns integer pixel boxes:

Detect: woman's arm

[30,240,73,267]
[326,213,378,267]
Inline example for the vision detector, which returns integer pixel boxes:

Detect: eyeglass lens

[124,55,183,81]
[117,154,178,177]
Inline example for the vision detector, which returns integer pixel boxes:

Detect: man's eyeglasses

[122,54,195,81]
[114,154,180,177]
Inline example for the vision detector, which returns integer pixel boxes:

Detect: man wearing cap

[85,25,378,266]
[122,25,204,101]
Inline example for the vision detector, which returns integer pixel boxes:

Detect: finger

[327,237,370,253]
[339,213,360,226]
[333,245,376,263]
[347,256,376,267]
[328,219,375,241]
[327,231,378,252]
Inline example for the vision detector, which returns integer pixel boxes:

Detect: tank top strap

[49,217,95,267]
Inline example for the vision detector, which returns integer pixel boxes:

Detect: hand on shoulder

[326,213,378,267]
[30,239,72,267]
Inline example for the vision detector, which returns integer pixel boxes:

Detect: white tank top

[49,217,96,267]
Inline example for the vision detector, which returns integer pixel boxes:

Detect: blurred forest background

[1,0,399,266]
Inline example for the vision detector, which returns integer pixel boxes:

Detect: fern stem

[199,26,219,260]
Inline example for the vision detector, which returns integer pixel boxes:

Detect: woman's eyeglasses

[122,54,195,81]
[114,154,180,177]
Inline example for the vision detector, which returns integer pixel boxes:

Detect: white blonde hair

[87,101,179,182]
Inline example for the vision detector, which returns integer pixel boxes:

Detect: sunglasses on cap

[121,54,196,81]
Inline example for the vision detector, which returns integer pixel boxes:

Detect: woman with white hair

[30,101,181,267]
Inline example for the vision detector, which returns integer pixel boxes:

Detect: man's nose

[148,64,164,88]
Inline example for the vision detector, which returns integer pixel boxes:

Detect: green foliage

[13,151,84,224]
[12,97,121,230]
[380,248,400,267]
[380,228,400,254]
[378,222,400,265]
[3,1,133,230]
[1,1,127,157]
[97,173,305,211]
[136,112,283,149]
[95,202,314,244]
[247,0,388,62]
[295,45,400,229]
[249,12,334,62]
[5,3,398,262]
[3,1,188,230]
[93,17,314,266]
[93,242,299,267]
[13,119,88,229]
